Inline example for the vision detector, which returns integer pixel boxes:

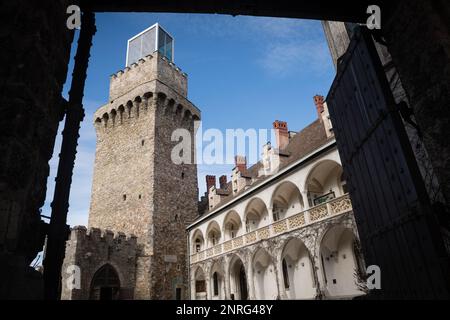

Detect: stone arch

[223,210,242,240]
[244,197,269,232]
[304,159,344,207]
[110,109,117,126]
[102,113,109,127]
[279,237,315,299]
[182,109,192,126]
[194,266,207,300]
[205,220,221,247]
[209,260,225,300]
[126,100,133,118]
[270,181,303,221]
[164,98,176,116]
[89,263,121,300]
[318,224,363,299]
[117,105,125,123]
[133,96,142,117]
[191,228,205,254]
[252,247,278,299]
[94,117,102,128]
[228,254,248,300]
[174,104,183,121]
[142,92,153,110]
[157,91,167,103]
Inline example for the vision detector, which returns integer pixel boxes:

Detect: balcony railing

[190,193,353,264]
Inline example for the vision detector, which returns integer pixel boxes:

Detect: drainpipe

[43,11,96,300]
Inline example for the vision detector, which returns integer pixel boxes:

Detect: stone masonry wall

[87,52,200,299]
[61,226,137,300]
[109,52,188,101]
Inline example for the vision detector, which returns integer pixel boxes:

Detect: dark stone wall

[0,0,73,299]
[384,0,450,207]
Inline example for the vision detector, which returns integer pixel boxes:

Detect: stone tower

[62,25,200,300]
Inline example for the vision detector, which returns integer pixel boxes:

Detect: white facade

[188,140,366,300]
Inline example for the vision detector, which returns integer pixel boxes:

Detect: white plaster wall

[189,147,343,255]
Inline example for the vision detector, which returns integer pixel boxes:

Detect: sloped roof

[196,118,332,219]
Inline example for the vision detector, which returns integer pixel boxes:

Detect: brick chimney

[234,155,247,173]
[206,175,216,191]
[219,175,228,189]
[273,120,289,150]
[313,95,325,118]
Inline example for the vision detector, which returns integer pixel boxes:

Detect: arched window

[213,272,219,296]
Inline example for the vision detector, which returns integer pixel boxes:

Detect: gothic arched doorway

[229,255,248,300]
[89,264,121,300]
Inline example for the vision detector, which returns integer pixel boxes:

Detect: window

[282,259,290,289]
[213,272,219,296]
[212,233,217,246]
[272,204,284,221]
[181,172,185,179]
[195,239,201,253]
[123,194,126,201]
[230,224,235,239]
[195,280,206,293]
[141,139,145,146]
[245,219,250,233]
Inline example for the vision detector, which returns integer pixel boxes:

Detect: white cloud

[258,40,331,77]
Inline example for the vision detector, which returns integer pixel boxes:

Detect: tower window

[123,194,126,201]
[181,172,185,179]
[141,140,145,146]
[138,194,142,199]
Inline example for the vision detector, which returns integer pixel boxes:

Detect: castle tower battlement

[108,51,188,100]
[61,226,138,300]
[82,32,200,299]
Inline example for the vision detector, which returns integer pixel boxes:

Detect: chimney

[219,175,228,189]
[234,155,247,173]
[273,120,289,150]
[313,95,325,118]
[206,175,216,192]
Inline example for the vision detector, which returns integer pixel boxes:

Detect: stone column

[302,191,311,224]
[224,256,231,300]
[246,253,255,300]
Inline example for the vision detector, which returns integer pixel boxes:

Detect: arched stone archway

[89,264,121,300]
[229,255,248,300]
[223,210,242,240]
[252,248,278,300]
[209,261,225,300]
[280,238,315,299]
[270,181,303,221]
[191,229,205,254]
[194,266,207,300]
[319,225,363,298]
[244,198,269,232]
[304,160,344,207]
[206,221,221,248]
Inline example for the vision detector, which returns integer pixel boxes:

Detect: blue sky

[43,13,335,227]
